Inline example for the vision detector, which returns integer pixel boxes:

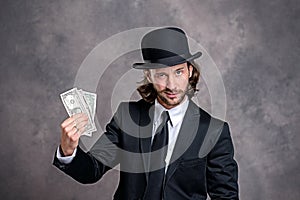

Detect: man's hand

[60,113,88,156]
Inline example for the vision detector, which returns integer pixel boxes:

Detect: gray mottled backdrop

[0,0,299,199]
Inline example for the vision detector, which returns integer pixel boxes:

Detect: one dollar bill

[60,88,97,137]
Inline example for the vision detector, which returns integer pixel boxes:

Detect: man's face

[147,62,193,109]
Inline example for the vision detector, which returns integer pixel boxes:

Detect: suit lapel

[139,102,155,181]
[137,100,201,184]
[165,101,201,184]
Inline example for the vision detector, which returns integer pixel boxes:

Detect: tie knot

[161,111,172,126]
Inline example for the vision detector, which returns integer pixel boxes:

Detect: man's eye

[156,73,166,78]
[176,70,183,75]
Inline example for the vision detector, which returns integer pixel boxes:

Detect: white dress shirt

[152,97,189,170]
[57,97,190,167]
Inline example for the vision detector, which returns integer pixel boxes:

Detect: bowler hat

[133,27,202,69]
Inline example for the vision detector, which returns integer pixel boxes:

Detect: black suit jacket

[53,99,239,200]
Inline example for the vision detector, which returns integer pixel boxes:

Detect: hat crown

[141,27,191,61]
[133,27,201,69]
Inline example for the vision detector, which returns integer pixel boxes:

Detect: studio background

[0,0,299,199]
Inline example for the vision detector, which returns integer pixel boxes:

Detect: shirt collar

[154,96,189,127]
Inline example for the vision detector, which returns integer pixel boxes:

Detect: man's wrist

[56,146,77,164]
[59,145,65,157]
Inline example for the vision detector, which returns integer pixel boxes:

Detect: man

[53,27,239,199]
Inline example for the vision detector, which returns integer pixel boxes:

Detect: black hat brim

[132,51,202,69]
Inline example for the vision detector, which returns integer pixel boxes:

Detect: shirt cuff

[56,146,77,164]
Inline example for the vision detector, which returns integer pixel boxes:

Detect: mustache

[158,88,183,94]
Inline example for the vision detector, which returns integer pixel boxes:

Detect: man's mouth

[164,92,178,99]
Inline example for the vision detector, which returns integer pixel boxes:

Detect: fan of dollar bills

[60,88,97,137]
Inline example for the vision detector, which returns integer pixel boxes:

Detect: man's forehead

[148,62,188,72]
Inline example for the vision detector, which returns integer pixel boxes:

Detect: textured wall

[0,0,299,199]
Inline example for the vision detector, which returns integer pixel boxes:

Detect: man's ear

[188,65,193,78]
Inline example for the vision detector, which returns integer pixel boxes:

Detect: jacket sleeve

[53,146,111,184]
[206,122,239,199]
[53,104,123,184]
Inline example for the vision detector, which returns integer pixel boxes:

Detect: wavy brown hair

[137,61,200,103]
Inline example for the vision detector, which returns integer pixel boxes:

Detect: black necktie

[144,111,170,200]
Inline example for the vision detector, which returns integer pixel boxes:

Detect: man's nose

[166,75,176,90]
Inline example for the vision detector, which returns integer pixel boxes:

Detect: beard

[156,86,188,108]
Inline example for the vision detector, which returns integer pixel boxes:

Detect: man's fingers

[67,126,82,143]
[66,126,78,137]
[75,120,88,130]
[67,117,88,134]
[72,113,87,121]
[60,113,89,144]
[73,116,88,128]
[60,114,87,156]
[61,117,75,128]
[64,120,87,137]
[61,113,88,128]
[63,123,75,133]
[70,131,81,142]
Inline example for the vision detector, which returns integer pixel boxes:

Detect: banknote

[79,89,97,121]
[60,88,97,137]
